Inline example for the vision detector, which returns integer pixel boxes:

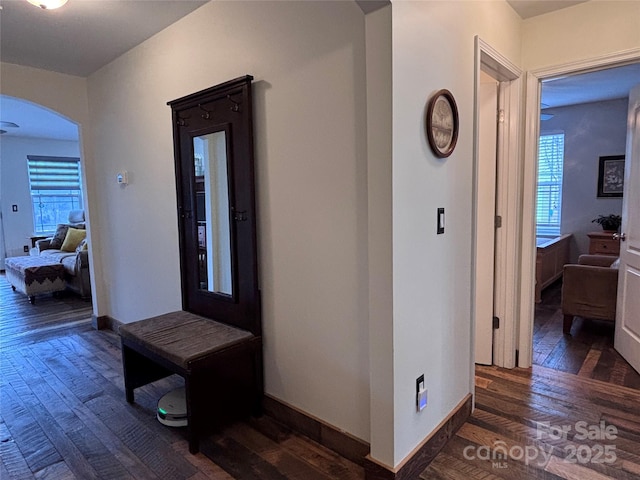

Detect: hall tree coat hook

[176,113,190,127]
[227,94,242,112]
[199,104,213,120]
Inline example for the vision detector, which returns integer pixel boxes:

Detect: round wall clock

[425,89,459,158]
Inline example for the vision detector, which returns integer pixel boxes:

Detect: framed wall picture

[597,155,625,198]
[425,89,459,158]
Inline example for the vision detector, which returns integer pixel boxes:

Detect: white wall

[366,4,394,465]
[390,0,521,467]
[541,99,627,262]
[0,136,80,258]
[87,0,370,441]
[522,1,640,70]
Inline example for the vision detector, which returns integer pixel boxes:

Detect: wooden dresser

[587,231,620,256]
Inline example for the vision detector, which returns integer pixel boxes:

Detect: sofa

[561,254,618,334]
[35,210,91,299]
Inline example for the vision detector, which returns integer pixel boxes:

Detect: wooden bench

[119,310,263,453]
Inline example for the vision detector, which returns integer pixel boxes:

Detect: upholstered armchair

[561,255,618,334]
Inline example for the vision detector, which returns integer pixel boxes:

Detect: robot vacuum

[157,388,188,427]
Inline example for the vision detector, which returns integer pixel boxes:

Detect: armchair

[561,255,618,334]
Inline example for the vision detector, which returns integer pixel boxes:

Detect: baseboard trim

[364,393,472,480]
[92,315,122,332]
[262,394,370,467]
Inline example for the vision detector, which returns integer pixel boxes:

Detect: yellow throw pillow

[61,227,87,252]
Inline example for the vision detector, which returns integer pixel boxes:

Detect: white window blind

[536,134,564,237]
[27,155,83,234]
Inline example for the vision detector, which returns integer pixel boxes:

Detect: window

[536,133,564,237]
[27,155,83,234]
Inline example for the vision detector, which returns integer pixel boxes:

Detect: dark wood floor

[533,280,640,388]
[0,274,364,480]
[2,274,639,479]
[0,272,94,349]
[423,364,640,479]
[422,280,640,479]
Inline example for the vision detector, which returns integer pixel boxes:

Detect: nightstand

[587,231,620,256]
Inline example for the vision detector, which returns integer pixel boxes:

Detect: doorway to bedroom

[531,63,640,386]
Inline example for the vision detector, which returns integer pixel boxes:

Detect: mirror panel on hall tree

[193,130,232,297]
[168,75,260,335]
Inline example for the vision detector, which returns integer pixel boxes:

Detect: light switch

[437,208,445,234]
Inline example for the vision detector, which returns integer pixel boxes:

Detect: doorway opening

[521,54,640,377]
[472,37,522,369]
[0,95,96,343]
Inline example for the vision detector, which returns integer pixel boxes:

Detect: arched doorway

[0,95,96,322]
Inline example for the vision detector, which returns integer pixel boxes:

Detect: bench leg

[121,345,136,403]
[188,437,200,455]
[185,375,200,454]
[563,314,574,335]
[252,345,264,417]
[125,386,135,404]
[120,342,171,404]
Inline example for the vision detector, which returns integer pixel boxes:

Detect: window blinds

[536,134,564,237]
[27,155,82,191]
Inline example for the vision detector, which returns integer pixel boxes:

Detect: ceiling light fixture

[27,0,68,10]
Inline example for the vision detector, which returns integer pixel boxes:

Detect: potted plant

[592,214,622,232]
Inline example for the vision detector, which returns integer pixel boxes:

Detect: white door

[474,72,498,365]
[615,84,640,373]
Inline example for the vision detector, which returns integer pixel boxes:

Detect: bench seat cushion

[119,311,254,369]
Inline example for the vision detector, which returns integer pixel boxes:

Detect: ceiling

[0,0,208,77]
[541,63,640,109]
[0,0,637,141]
[0,96,78,141]
[506,0,589,19]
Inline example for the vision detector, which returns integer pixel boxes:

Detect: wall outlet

[23,245,29,253]
[416,375,427,412]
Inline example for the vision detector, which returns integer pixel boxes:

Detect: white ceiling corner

[506,0,589,19]
[355,0,390,15]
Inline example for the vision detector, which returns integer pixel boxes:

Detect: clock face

[426,90,458,158]
[431,97,455,151]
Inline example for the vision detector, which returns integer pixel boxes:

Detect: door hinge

[498,109,505,124]
[493,316,500,329]
[233,209,248,222]
[495,215,502,228]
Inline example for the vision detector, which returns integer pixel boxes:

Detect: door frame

[472,37,522,372]
[518,47,640,367]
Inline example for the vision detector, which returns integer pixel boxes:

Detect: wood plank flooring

[423,363,640,479]
[0,272,94,349]
[2,273,639,479]
[0,274,365,480]
[533,280,640,388]
[422,280,640,479]
[0,327,365,480]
